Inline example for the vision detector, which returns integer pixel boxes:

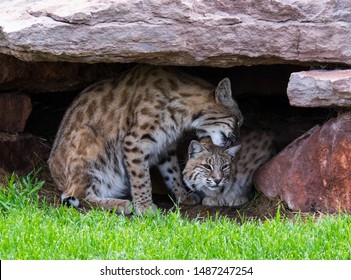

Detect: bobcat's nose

[208,179,223,192]
[214,179,221,187]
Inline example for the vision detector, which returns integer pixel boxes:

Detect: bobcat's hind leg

[84,191,133,214]
[50,124,107,208]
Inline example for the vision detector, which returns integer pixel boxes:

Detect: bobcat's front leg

[123,135,157,215]
[158,148,200,206]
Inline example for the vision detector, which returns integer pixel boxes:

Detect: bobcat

[48,64,243,215]
[182,130,274,207]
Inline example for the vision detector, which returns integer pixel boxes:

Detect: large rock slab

[287,70,351,108]
[253,112,351,213]
[0,0,350,66]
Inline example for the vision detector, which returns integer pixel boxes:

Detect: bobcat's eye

[202,164,212,170]
[221,164,229,171]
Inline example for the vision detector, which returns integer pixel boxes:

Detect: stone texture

[287,70,351,108]
[0,0,350,66]
[0,53,308,94]
[0,54,128,93]
[253,112,351,213]
[0,94,32,133]
[0,133,49,174]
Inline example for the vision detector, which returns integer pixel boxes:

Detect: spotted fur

[183,130,274,207]
[49,64,243,215]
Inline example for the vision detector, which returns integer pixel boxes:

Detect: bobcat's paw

[202,196,221,206]
[230,196,249,207]
[134,202,158,216]
[179,192,201,205]
[115,200,133,215]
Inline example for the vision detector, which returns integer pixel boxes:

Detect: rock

[1,53,308,94]
[0,54,128,93]
[287,70,351,108]
[0,94,32,133]
[253,112,351,213]
[0,133,49,174]
[0,0,350,66]
[0,167,9,186]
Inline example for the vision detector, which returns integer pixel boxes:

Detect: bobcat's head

[182,137,241,196]
[193,78,243,148]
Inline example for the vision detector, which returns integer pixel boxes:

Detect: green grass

[0,172,351,260]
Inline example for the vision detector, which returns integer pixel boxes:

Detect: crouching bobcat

[49,64,243,215]
[183,130,274,207]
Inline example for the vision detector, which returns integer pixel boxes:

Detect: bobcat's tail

[61,194,80,208]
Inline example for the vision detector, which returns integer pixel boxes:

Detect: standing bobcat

[183,130,274,207]
[49,65,243,215]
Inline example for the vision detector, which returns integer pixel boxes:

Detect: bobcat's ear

[226,144,241,158]
[215,78,244,127]
[215,78,233,106]
[188,140,206,158]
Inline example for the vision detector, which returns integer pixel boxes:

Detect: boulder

[0,0,350,66]
[0,94,32,133]
[287,70,351,108]
[0,133,49,174]
[253,112,351,213]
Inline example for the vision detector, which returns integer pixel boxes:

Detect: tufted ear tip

[219,77,231,88]
[218,77,231,87]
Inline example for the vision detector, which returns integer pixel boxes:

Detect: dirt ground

[154,194,285,221]
[1,165,292,222]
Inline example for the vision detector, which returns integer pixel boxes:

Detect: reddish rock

[0,94,32,133]
[0,133,49,174]
[253,112,351,213]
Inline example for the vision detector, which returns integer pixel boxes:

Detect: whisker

[185,182,203,194]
